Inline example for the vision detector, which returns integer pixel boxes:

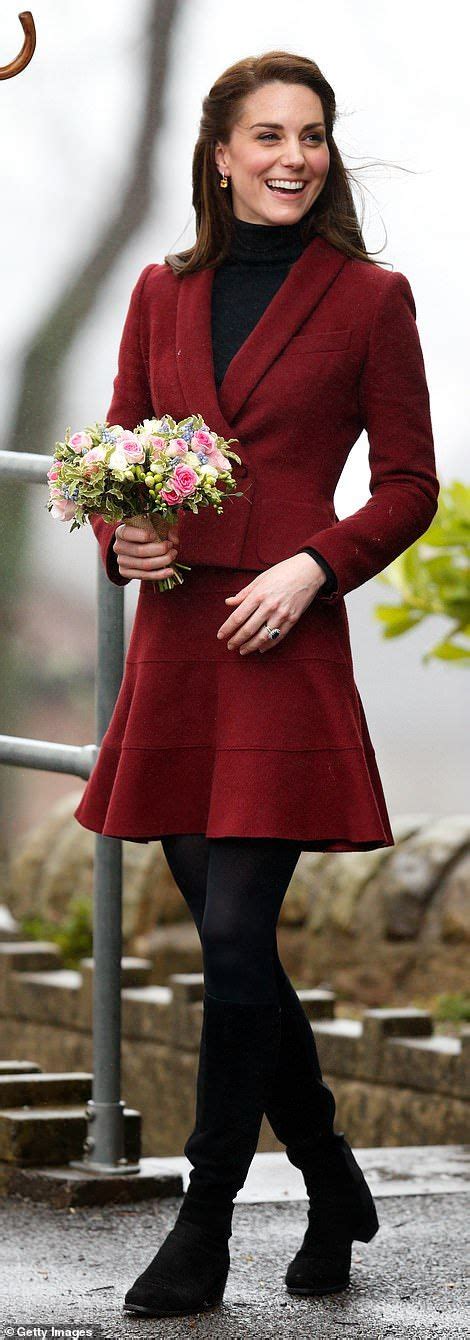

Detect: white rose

[199,463,219,480]
[108,446,128,471]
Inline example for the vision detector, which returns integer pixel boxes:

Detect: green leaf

[374,607,423,636]
[430,641,470,662]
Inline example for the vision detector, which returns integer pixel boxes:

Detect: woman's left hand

[216,553,328,655]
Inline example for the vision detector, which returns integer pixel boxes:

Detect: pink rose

[161,485,184,505]
[191,429,215,452]
[120,432,145,463]
[208,449,229,473]
[50,496,77,520]
[145,434,166,454]
[172,463,198,496]
[82,445,106,477]
[70,431,93,453]
[47,464,61,482]
[173,437,190,456]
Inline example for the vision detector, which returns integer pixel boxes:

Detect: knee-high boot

[123,990,282,1318]
[263,971,379,1295]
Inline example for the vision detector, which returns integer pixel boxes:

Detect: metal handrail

[0,448,138,1174]
[0,737,97,778]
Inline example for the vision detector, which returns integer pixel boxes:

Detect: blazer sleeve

[90,263,156,586]
[296,270,440,604]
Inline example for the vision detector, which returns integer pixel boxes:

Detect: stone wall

[0,937,468,1153]
[3,799,470,1005]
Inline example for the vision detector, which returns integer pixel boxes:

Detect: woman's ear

[214,142,228,176]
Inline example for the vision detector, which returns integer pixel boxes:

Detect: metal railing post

[0,450,139,1174]
[72,557,138,1172]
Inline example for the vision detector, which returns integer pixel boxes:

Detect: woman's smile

[264,178,307,197]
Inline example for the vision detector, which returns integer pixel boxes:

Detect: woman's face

[215,80,330,225]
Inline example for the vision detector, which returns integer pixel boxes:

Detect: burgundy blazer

[91,235,439,602]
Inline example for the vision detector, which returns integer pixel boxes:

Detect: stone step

[0,1061,42,1076]
[0,943,61,1007]
[0,1105,141,1166]
[0,1072,93,1108]
[297,988,336,1020]
[9,969,82,1027]
[362,1007,434,1042]
[0,905,21,941]
[79,957,154,1027]
[80,956,153,988]
[0,941,62,971]
[0,1160,184,1208]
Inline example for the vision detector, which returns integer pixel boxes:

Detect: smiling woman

[74,48,439,1321]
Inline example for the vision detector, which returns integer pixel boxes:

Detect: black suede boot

[123,990,282,1318]
[284,1130,379,1295]
[263,972,379,1295]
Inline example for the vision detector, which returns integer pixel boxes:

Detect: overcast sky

[1,0,468,813]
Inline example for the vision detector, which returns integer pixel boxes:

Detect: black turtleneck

[211,215,338,597]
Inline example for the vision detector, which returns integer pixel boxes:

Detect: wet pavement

[1,1187,469,1338]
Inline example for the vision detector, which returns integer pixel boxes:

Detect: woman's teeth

[265,180,306,193]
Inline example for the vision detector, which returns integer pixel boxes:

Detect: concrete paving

[148,1143,470,1201]
[1,1149,469,1338]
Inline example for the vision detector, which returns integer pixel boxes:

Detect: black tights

[160,833,302,1005]
[161,830,337,1158]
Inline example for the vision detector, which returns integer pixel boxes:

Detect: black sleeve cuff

[298,547,339,597]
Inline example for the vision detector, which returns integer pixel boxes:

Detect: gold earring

[219,172,228,188]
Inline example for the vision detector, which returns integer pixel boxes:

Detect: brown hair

[164,50,392,276]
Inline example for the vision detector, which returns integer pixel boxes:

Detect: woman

[74,51,439,1318]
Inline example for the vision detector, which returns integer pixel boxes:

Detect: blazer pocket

[256,498,333,565]
[289,328,352,352]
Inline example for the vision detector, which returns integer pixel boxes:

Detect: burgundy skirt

[74,563,395,853]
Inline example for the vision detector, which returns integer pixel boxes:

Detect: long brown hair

[164,50,390,276]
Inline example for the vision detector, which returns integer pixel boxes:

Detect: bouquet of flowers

[46,413,243,590]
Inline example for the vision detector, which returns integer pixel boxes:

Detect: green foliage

[20,895,93,969]
[432,992,470,1023]
[373,480,470,666]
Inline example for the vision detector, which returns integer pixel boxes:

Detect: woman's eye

[258,133,324,143]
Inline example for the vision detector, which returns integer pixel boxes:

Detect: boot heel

[333,1134,380,1242]
[350,1198,380,1242]
[204,1266,230,1307]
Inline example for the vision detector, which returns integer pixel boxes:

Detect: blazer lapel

[175,235,348,435]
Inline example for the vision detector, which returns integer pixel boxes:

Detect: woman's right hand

[112,521,180,581]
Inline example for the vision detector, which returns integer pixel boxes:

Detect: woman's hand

[216,553,328,655]
[112,520,180,581]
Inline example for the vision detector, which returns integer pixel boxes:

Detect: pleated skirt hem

[73,741,395,853]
